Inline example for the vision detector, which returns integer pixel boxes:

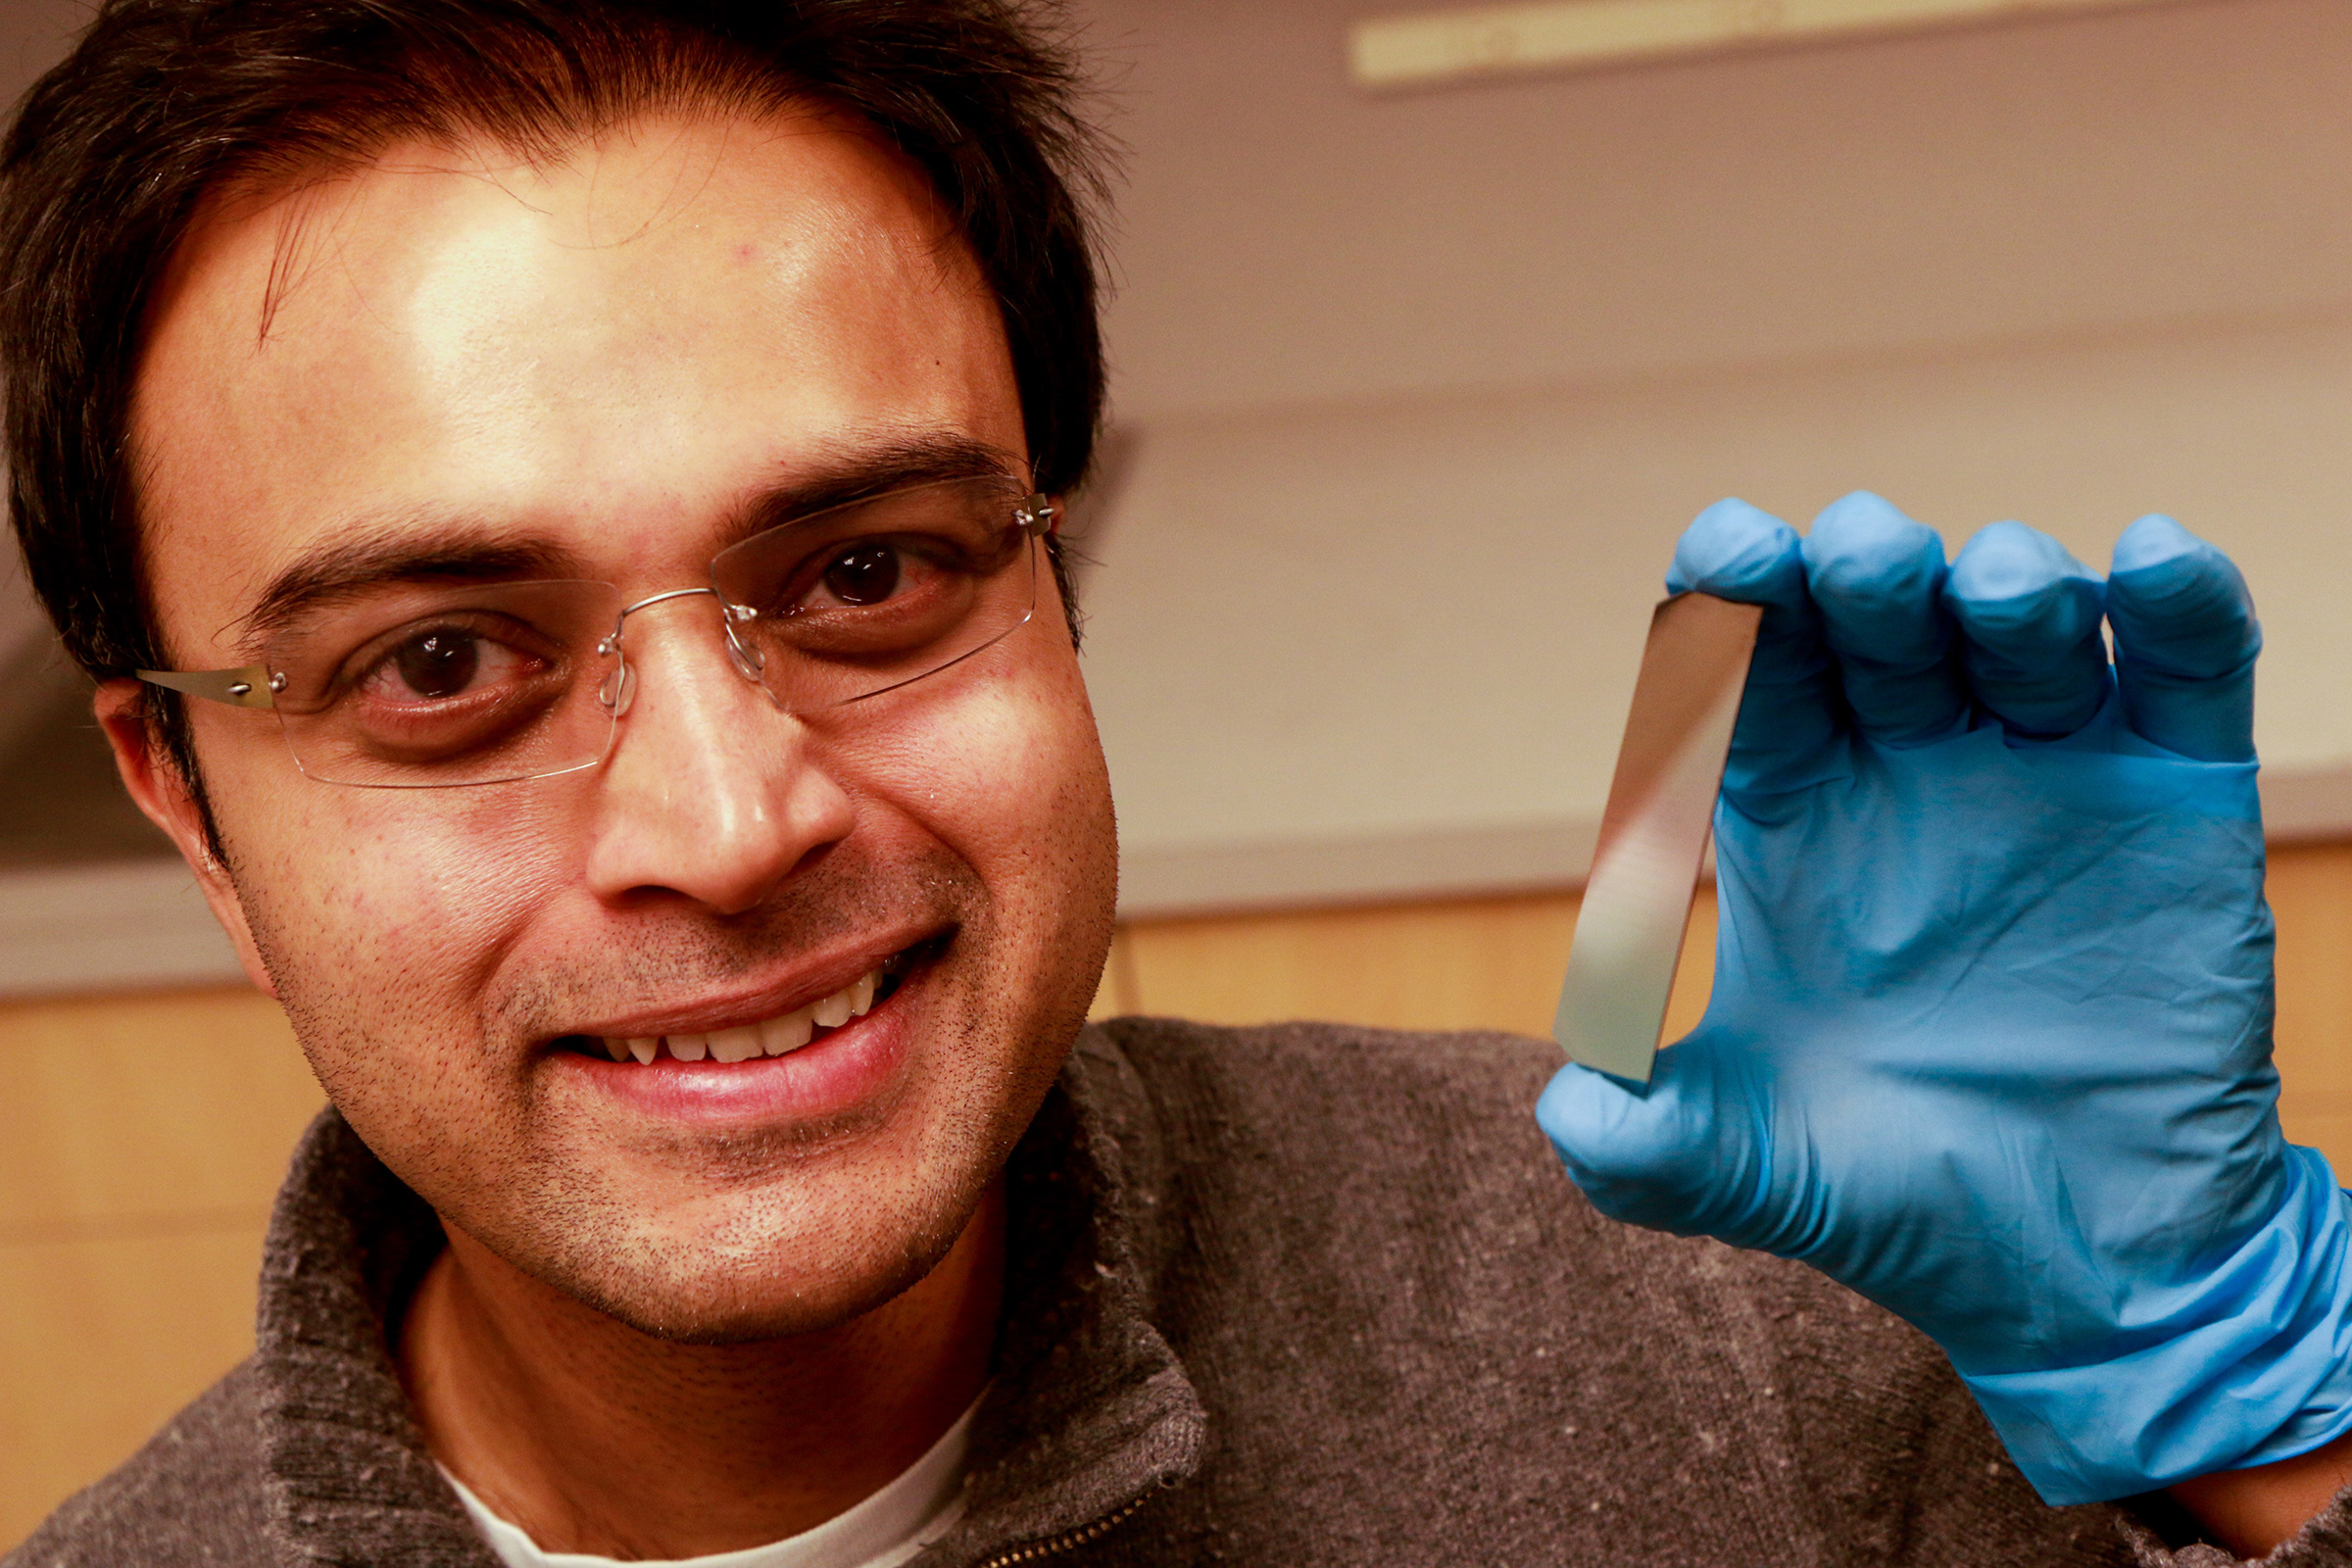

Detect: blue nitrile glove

[1536,492,2352,1505]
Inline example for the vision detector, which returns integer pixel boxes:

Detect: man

[2,0,2347,1564]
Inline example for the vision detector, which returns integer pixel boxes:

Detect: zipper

[970,1489,1155,1567]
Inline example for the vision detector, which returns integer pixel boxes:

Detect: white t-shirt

[443,1396,978,1568]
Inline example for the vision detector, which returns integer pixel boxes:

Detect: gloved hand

[1536,492,2352,1505]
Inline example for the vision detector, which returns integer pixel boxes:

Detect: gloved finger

[2106,515,2259,763]
[1665,500,1843,798]
[1944,521,2111,739]
[1536,1057,1742,1239]
[1800,492,1967,748]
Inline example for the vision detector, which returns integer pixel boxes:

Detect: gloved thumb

[1536,1048,1758,1240]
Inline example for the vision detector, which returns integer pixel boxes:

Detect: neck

[398,1181,1005,1559]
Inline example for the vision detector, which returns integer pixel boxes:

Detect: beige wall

[1088,0,2352,421]
[1068,0,2352,881]
[12,839,2352,1547]
[1085,317,2352,877]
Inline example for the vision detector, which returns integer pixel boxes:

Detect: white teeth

[760,1007,814,1056]
[612,963,894,1065]
[708,1025,762,1063]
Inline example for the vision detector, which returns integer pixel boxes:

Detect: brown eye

[821,543,902,606]
[393,629,481,700]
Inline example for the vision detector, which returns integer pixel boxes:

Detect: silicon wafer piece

[1552,592,1761,1082]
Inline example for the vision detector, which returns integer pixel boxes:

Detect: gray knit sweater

[11,1018,2342,1566]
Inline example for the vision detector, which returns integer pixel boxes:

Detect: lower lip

[553,984,914,1129]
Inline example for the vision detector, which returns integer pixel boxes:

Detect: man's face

[123,109,1117,1338]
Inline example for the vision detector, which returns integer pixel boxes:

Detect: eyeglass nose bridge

[594,585,766,717]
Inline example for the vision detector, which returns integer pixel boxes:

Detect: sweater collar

[250,1025,1206,1565]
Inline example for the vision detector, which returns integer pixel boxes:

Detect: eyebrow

[232,528,587,656]
[229,431,1025,655]
[720,432,1023,545]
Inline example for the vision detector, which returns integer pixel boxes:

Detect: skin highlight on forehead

[220,103,916,340]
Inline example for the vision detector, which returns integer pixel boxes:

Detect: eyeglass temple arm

[134,665,279,710]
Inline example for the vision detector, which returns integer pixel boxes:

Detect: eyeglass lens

[256,476,1042,788]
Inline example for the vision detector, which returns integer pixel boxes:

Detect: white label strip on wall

[1348,0,2192,89]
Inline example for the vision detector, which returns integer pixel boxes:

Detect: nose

[581,595,856,914]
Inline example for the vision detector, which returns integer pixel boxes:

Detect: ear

[94,678,279,999]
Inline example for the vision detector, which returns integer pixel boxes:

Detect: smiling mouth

[555,945,925,1066]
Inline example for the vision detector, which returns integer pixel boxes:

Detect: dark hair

[0,0,1106,817]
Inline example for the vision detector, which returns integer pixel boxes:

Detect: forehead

[130,109,1018,654]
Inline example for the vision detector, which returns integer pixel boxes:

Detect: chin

[506,1150,996,1344]
[583,1255,945,1345]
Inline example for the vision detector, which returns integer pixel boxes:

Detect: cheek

[210,737,575,1054]
[873,652,1112,906]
